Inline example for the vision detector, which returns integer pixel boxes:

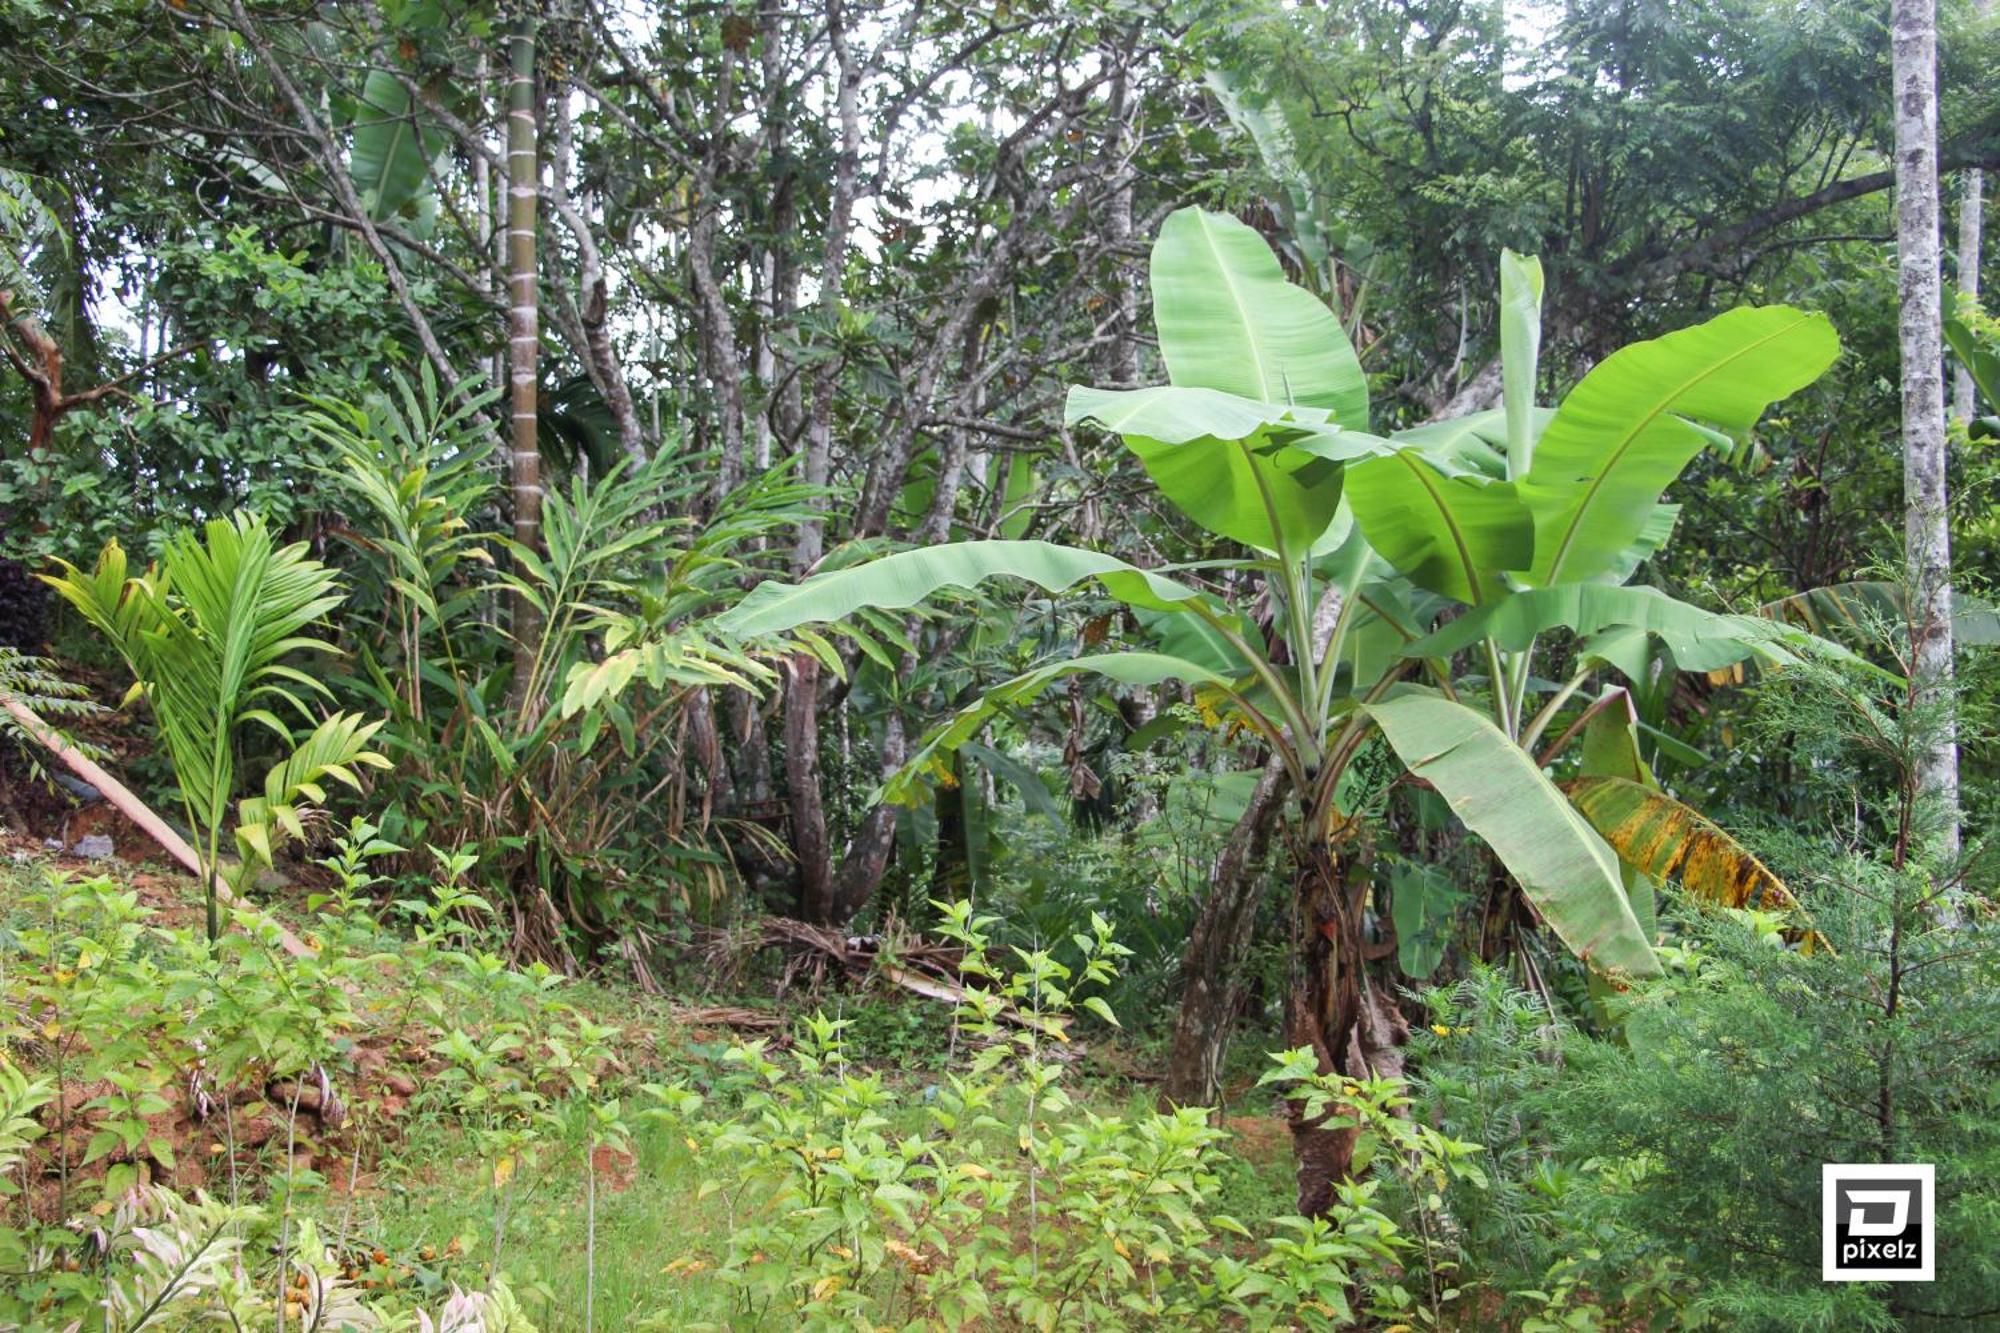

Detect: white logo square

[1823,1163,1934,1281]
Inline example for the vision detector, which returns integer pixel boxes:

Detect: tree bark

[1955,169,1983,419]
[1892,0,1960,859]
[1283,841,1410,1217]
[506,14,544,704]
[1162,757,1289,1108]
[1955,0,1986,426]
[784,655,835,923]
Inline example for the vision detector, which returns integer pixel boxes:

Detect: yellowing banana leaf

[1563,774,1828,952]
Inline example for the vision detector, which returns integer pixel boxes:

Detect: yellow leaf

[492,1155,516,1188]
[1564,775,1831,952]
[810,1274,844,1302]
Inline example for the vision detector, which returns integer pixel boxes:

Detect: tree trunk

[784,656,834,923]
[1891,0,1959,859]
[1162,758,1288,1108]
[1285,841,1408,1217]
[506,14,543,703]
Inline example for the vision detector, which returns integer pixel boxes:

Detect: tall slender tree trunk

[783,0,863,919]
[1891,0,1959,858]
[1953,0,1990,421]
[506,14,543,703]
[1955,174,1983,420]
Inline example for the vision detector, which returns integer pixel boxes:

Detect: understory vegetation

[3,0,2000,1328]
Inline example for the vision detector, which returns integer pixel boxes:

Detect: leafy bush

[304,373,812,960]
[644,899,1485,1330]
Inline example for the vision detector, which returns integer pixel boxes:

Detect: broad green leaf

[716,541,1213,637]
[1066,386,1386,553]
[1575,689,1656,788]
[1520,306,1839,586]
[1344,452,1531,605]
[1600,503,1680,585]
[1499,249,1544,481]
[886,652,1234,806]
[1388,410,1535,478]
[349,68,447,224]
[1137,605,1245,676]
[1405,583,1805,669]
[991,452,1039,540]
[1364,692,1659,977]
[959,741,1063,821]
[1151,206,1369,425]
[1390,862,1461,979]
[1122,429,1348,553]
[1944,316,2000,408]
[1065,384,1332,441]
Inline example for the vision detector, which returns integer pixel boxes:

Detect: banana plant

[713,206,1841,1202]
[44,514,388,942]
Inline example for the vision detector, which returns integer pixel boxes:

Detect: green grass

[0,851,1299,1329]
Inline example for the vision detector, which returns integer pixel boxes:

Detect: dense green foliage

[0,0,1997,1326]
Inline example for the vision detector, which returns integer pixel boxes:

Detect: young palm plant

[713,207,1842,1210]
[45,514,387,941]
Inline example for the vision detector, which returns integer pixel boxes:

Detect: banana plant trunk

[1284,827,1409,1218]
[505,14,542,703]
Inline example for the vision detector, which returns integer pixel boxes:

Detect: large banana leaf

[1405,583,1806,669]
[1757,581,2000,647]
[1388,409,1532,478]
[1064,384,1332,441]
[1344,452,1532,606]
[349,68,447,223]
[716,540,1216,637]
[1364,692,1659,977]
[1563,777,1819,941]
[1943,316,2000,415]
[885,652,1235,805]
[1519,306,1838,587]
[1499,249,1544,480]
[1066,376,1387,556]
[1150,207,1369,426]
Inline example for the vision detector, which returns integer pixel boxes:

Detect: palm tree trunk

[506,13,542,703]
[1891,0,1959,859]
